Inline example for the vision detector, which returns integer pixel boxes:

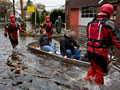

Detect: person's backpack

[87,19,107,48]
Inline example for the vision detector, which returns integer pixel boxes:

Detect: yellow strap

[6,26,8,29]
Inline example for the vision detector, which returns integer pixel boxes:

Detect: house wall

[115,2,120,28]
[78,8,93,26]
[70,9,79,29]
[66,1,120,28]
[25,12,32,18]
[69,8,93,27]
[78,6,100,26]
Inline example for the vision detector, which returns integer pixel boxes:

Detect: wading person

[4,15,24,49]
[84,4,120,85]
[54,16,63,34]
[60,30,82,60]
[43,16,53,41]
[37,29,56,53]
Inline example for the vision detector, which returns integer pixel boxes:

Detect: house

[65,0,120,30]
[25,11,32,19]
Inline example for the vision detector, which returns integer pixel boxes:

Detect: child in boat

[37,29,56,53]
[60,30,82,60]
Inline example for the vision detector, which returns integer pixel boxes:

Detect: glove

[51,31,54,35]
[22,30,24,33]
[4,34,7,37]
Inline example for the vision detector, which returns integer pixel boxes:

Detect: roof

[69,0,119,9]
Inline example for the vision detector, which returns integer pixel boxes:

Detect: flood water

[0,25,120,90]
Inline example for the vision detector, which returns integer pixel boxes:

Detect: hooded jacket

[37,34,50,47]
[60,35,80,55]
[42,16,53,39]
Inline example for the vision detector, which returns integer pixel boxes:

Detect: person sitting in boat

[37,29,56,53]
[60,30,82,60]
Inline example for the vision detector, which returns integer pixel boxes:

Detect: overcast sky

[10,0,65,11]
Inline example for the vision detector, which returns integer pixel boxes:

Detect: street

[0,24,120,90]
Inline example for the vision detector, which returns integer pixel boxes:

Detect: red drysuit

[4,15,23,48]
[43,16,53,40]
[84,4,120,85]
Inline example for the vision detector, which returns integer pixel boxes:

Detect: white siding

[78,8,93,26]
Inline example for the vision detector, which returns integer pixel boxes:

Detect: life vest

[87,18,112,48]
[43,22,53,33]
[5,22,19,34]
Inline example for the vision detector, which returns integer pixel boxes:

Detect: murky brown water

[0,25,120,90]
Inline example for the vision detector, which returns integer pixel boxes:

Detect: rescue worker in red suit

[43,16,53,41]
[4,15,24,49]
[84,4,120,85]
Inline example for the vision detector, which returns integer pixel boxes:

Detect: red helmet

[100,4,114,16]
[46,16,50,19]
[46,16,50,22]
[97,12,107,16]
[10,15,15,20]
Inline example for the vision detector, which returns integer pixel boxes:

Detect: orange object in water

[32,43,37,48]
[32,46,37,48]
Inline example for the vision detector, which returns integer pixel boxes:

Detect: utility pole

[20,0,26,31]
[35,0,37,32]
[13,0,15,15]
[20,0,24,20]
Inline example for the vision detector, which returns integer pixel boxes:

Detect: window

[110,6,117,20]
[81,6,96,18]
[113,6,117,16]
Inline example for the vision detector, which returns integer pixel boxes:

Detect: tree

[24,0,33,10]
[23,0,33,21]
[0,0,12,21]
[31,9,40,25]
[36,3,45,10]
[36,3,46,24]
[50,9,65,24]
[40,10,49,23]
